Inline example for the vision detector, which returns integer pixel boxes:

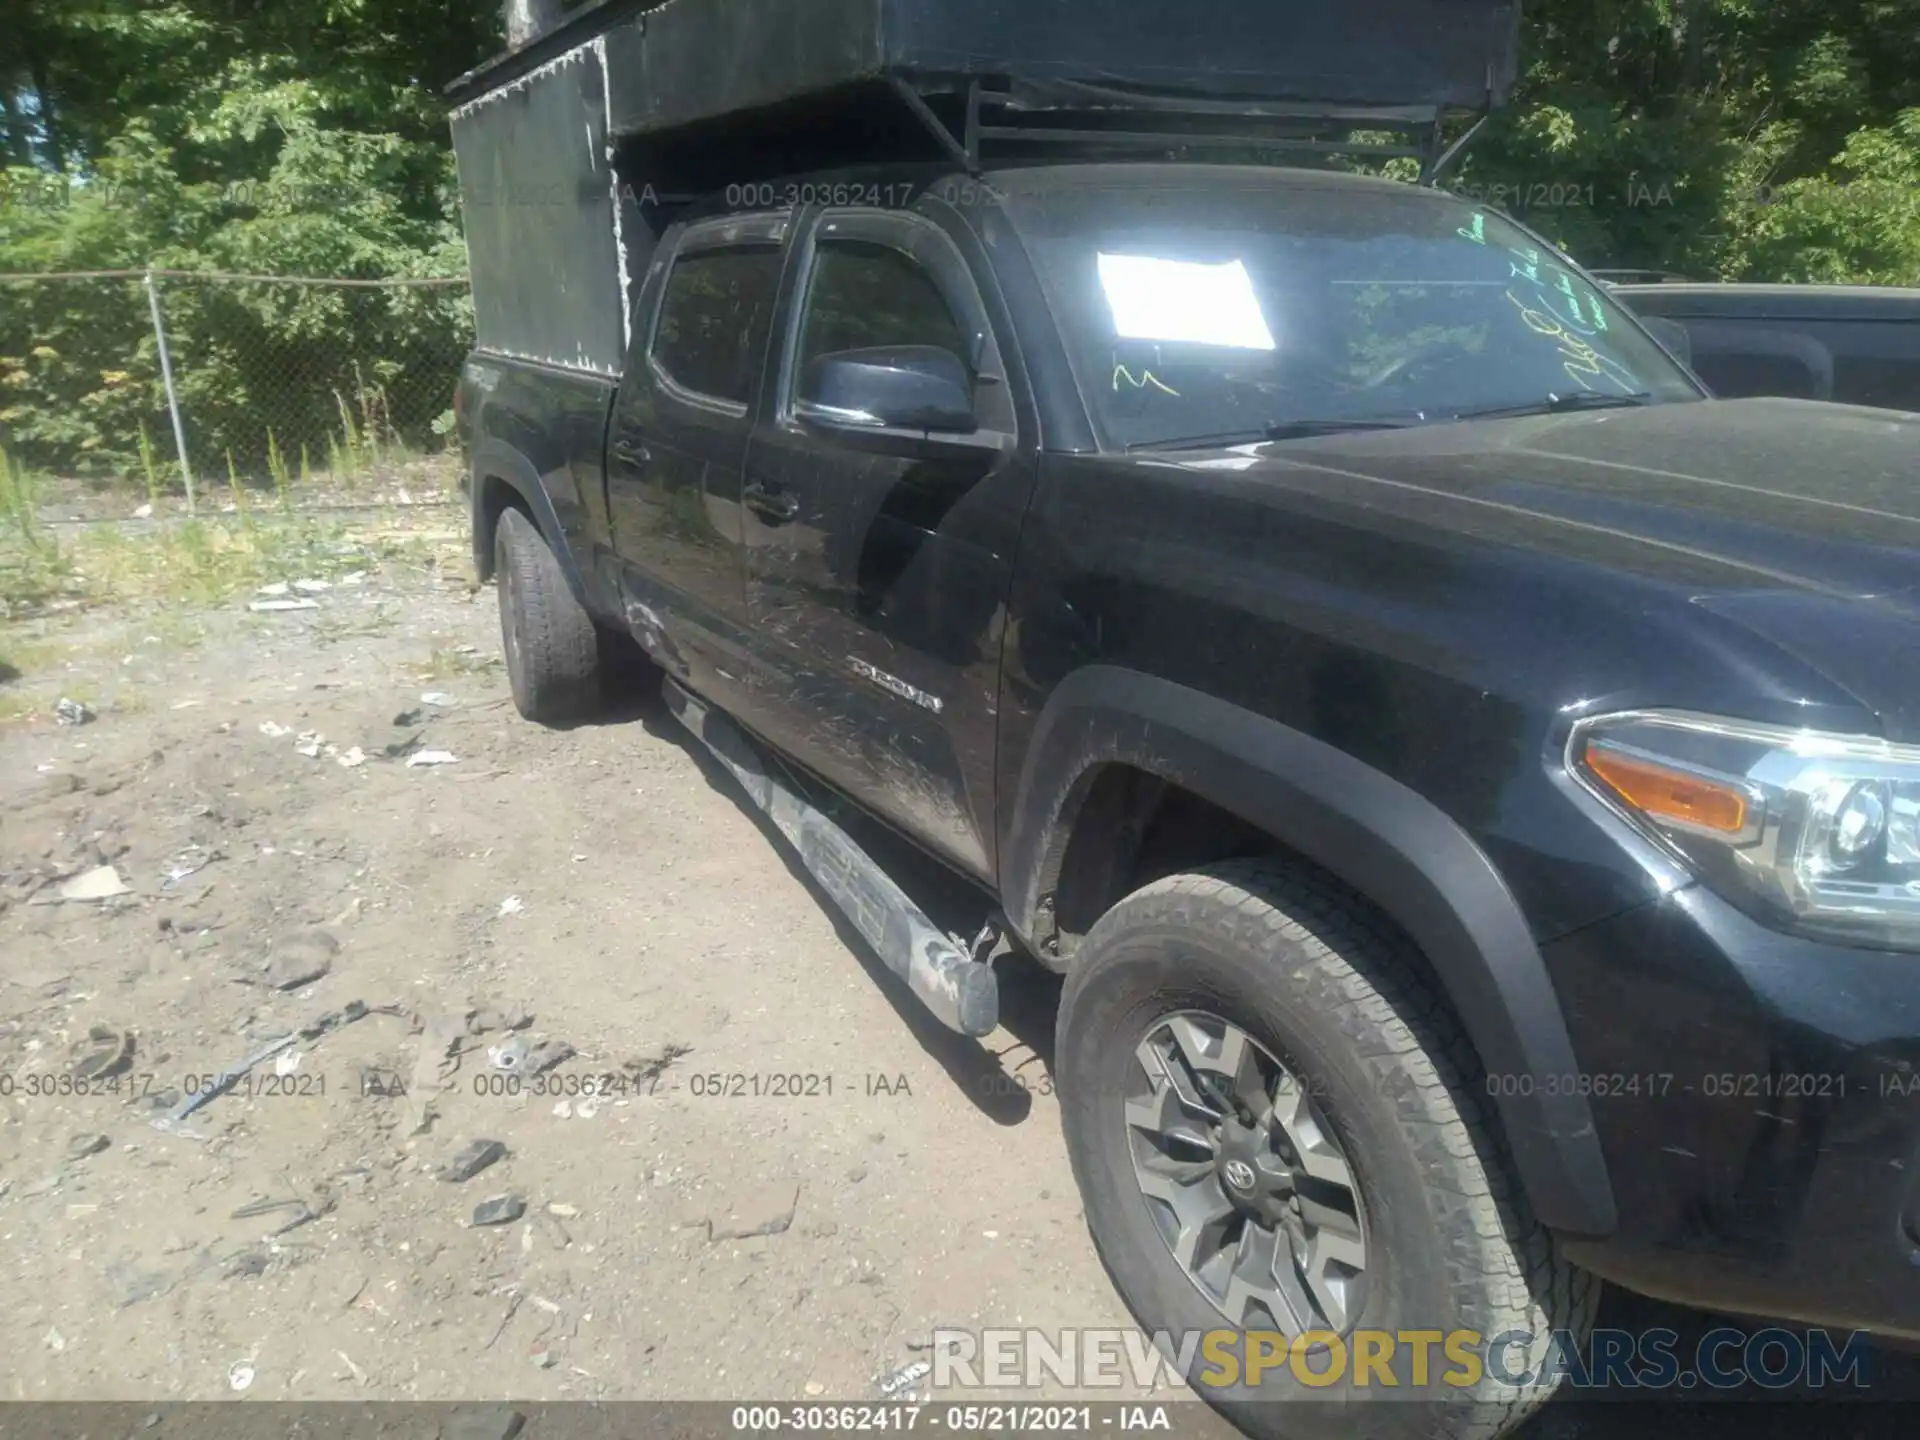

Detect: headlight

[1570,710,1920,949]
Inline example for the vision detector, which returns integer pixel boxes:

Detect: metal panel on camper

[450,36,631,375]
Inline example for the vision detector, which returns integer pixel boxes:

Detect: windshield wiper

[1126,416,1421,453]
[1452,390,1656,422]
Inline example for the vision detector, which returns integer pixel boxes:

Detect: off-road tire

[495,507,602,724]
[1056,859,1597,1440]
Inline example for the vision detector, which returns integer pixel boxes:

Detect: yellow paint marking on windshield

[1114,364,1181,397]
[1505,289,1641,394]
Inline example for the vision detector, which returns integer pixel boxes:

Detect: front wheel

[1056,860,1595,1440]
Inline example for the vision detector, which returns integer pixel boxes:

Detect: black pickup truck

[450,2,1920,1434]
[1611,281,1920,412]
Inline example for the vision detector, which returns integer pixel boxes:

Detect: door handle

[743,480,799,524]
[611,437,650,466]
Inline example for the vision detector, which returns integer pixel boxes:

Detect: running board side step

[662,679,1000,1037]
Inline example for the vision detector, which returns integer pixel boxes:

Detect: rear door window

[652,244,785,405]
[1680,319,1833,402]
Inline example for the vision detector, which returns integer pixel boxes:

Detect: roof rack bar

[974,123,1432,160]
[1422,107,1492,185]
[1002,78,1442,128]
[889,75,978,173]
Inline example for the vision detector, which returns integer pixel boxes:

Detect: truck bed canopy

[447,0,1521,374]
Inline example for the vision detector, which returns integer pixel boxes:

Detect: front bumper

[1544,885,1920,1337]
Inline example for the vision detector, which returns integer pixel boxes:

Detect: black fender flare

[1002,665,1616,1238]
[470,436,590,608]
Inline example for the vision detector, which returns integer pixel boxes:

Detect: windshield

[1010,172,1702,450]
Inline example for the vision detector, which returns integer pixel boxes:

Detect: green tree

[0,0,499,478]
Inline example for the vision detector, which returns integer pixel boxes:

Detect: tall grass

[0,447,75,614]
[136,419,164,511]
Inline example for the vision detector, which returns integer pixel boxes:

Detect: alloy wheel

[1125,1011,1369,1337]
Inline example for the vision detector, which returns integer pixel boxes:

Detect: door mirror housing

[1639,315,1694,367]
[795,346,976,434]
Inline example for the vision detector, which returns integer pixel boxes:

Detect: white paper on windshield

[1096,253,1276,351]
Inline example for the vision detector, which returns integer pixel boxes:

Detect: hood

[1168,396,1920,733]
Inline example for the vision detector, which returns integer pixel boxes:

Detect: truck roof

[1612,282,1920,321]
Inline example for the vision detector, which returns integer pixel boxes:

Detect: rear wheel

[494,507,602,724]
[1056,860,1595,1440]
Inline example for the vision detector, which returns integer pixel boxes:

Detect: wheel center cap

[1222,1158,1258,1193]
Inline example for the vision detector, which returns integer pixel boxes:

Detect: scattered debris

[336,1351,366,1385]
[336,746,367,769]
[804,1382,826,1397]
[442,1139,508,1183]
[233,1188,335,1238]
[529,1348,557,1370]
[273,1049,302,1077]
[44,1327,67,1354]
[227,1360,255,1391]
[292,578,332,593]
[160,843,218,888]
[488,1037,529,1073]
[54,698,96,727]
[249,598,320,613]
[497,895,524,918]
[392,707,424,727]
[71,1026,134,1081]
[406,750,460,768]
[404,1012,468,1136]
[301,998,374,1040]
[257,583,290,597]
[261,929,338,990]
[625,1040,692,1089]
[60,865,131,902]
[470,1004,532,1035]
[166,1034,299,1123]
[691,1182,801,1243]
[67,1132,111,1162]
[546,1203,579,1219]
[294,731,324,759]
[133,502,153,519]
[384,732,424,760]
[482,1293,525,1351]
[472,1194,527,1227]
[420,691,456,707]
[876,1359,931,1399]
[523,1038,574,1076]
[258,721,292,738]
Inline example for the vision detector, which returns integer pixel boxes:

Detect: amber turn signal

[1584,741,1751,835]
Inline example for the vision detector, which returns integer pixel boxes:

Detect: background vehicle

[1612,281,1920,411]
[450,2,1920,1436]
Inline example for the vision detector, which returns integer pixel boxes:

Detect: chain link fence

[0,269,473,508]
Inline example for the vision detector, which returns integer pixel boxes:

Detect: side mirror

[1640,315,1693,366]
[795,346,976,435]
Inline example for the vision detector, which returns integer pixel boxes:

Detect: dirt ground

[0,506,1906,1435]
[0,513,1162,1406]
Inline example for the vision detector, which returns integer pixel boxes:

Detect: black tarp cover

[604,0,1520,136]
[449,0,1522,371]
